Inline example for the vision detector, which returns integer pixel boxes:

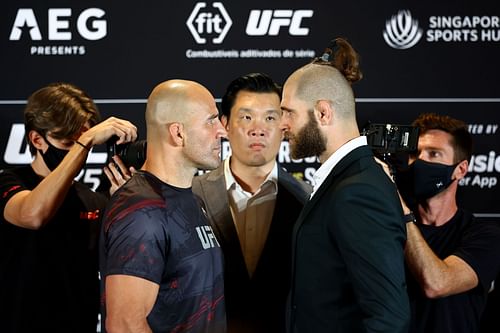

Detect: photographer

[389,113,500,333]
[0,83,137,333]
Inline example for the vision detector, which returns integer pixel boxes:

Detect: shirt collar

[311,136,367,197]
[224,157,278,193]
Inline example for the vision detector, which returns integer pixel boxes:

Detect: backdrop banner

[1,0,499,221]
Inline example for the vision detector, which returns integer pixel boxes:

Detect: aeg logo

[9,8,107,41]
[246,9,313,36]
[186,2,232,44]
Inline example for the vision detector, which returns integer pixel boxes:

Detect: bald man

[280,39,410,332]
[100,80,227,333]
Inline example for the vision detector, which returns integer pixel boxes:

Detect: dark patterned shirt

[100,171,226,333]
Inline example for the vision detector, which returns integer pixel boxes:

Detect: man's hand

[78,117,138,148]
[374,157,396,182]
[104,155,136,196]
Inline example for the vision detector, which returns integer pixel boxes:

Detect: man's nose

[279,116,290,132]
[217,122,227,139]
[249,120,266,137]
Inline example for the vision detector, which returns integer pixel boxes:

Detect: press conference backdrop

[1,0,499,220]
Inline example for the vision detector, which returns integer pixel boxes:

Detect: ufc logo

[196,225,220,249]
[246,9,313,36]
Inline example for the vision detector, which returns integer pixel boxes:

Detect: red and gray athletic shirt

[100,170,226,333]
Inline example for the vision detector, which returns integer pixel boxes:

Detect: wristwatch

[404,211,417,224]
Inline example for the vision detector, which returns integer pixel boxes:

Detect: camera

[106,136,147,169]
[362,123,419,157]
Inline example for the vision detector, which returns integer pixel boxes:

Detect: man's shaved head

[142,79,225,184]
[286,64,356,121]
[146,79,213,128]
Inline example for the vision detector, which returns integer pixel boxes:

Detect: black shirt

[0,166,106,333]
[408,209,500,333]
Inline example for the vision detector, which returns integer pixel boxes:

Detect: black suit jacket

[193,164,311,333]
[289,145,410,333]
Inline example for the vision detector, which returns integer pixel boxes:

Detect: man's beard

[288,110,327,159]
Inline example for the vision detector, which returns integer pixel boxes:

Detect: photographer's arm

[3,117,137,229]
[405,220,478,298]
[374,157,479,298]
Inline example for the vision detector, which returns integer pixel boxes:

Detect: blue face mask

[39,138,69,171]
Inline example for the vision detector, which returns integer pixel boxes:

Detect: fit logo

[186,2,232,44]
[196,225,220,249]
[383,10,422,49]
[246,9,313,36]
[9,8,107,41]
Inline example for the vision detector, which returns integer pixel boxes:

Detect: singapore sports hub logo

[383,10,423,49]
[186,2,232,44]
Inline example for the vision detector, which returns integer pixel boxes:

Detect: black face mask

[39,138,69,171]
[398,159,457,201]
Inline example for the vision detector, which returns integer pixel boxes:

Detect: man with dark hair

[192,73,311,333]
[101,80,227,333]
[280,38,410,332]
[0,82,137,333]
[394,113,500,333]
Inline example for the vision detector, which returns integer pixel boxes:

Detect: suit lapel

[199,165,250,280]
[200,166,239,250]
[293,146,371,230]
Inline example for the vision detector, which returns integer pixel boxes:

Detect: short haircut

[24,83,101,155]
[291,37,362,121]
[413,113,473,163]
[220,73,281,120]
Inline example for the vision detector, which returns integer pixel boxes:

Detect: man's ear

[29,130,46,151]
[314,100,333,126]
[453,159,469,180]
[168,122,184,146]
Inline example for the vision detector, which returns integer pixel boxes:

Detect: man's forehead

[283,78,298,93]
[421,129,452,139]
[235,108,281,116]
[419,130,453,148]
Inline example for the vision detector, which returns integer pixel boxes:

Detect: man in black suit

[280,38,410,332]
[192,73,311,333]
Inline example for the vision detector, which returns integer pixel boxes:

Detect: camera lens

[121,140,147,169]
[106,137,147,169]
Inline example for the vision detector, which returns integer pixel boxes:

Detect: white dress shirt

[311,136,368,198]
[224,157,278,277]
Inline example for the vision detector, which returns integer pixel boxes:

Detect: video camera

[362,123,419,163]
[107,137,147,170]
